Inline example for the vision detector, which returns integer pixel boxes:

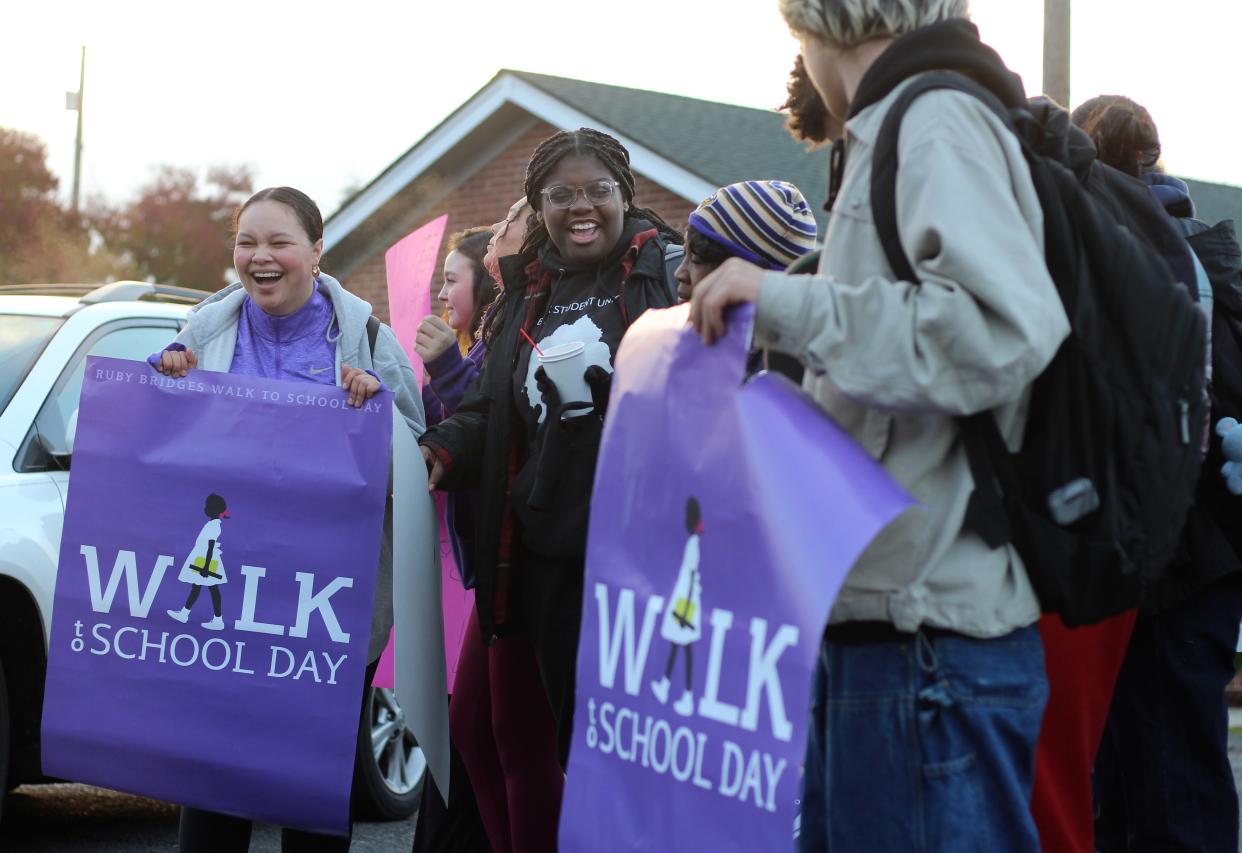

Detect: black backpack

[860,72,1208,626]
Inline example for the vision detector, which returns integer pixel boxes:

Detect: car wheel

[0,655,9,823]
[351,686,425,821]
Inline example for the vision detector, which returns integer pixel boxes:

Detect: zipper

[1178,398,1190,445]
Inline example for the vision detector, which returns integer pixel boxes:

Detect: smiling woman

[232,189,324,317]
[419,129,680,790]
[143,185,428,853]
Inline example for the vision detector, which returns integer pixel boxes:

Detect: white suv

[0,282,423,822]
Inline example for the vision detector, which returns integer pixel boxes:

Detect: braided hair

[519,127,682,257]
[1071,95,1162,178]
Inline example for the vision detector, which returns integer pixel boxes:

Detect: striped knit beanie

[688,180,817,270]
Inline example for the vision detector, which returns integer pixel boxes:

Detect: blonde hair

[780,0,969,48]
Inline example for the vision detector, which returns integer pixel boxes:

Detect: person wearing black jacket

[1075,95,1242,853]
[419,128,678,772]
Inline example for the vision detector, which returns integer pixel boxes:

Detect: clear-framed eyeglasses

[540,180,620,210]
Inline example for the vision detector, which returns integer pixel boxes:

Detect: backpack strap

[826,138,847,213]
[785,249,822,275]
[871,71,1013,285]
[869,71,1024,551]
[366,315,380,359]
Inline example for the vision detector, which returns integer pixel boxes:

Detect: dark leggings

[183,584,221,617]
[450,608,563,853]
[663,643,692,692]
[514,553,585,769]
[177,657,380,853]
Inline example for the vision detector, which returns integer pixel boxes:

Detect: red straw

[519,328,545,357]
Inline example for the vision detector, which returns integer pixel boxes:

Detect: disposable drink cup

[538,341,593,418]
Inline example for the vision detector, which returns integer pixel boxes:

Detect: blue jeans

[798,624,1048,852]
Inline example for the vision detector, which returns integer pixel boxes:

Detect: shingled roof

[508,71,831,222]
[325,69,1242,257]
[498,72,1242,230]
[1183,178,1242,226]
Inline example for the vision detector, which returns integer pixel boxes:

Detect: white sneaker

[202,615,225,631]
[167,607,190,624]
[673,690,694,717]
[651,676,670,704]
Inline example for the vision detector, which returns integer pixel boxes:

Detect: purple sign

[41,356,392,836]
[560,305,912,849]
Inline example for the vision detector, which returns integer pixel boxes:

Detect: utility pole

[1043,0,1071,107]
[66,46,85,213]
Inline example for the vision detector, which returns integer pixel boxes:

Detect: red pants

[450,610,563,853]
[1031,610,1137,853]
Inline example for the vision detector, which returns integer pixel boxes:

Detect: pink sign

[385,214,448,382]
[374,213,475,692]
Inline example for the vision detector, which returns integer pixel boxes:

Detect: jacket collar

[849,19,1025,120]
[845,19,1026,147]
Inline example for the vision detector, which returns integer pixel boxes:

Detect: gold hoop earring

[312,264,320,277]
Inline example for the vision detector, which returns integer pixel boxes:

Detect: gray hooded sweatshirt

[167,273,425,661]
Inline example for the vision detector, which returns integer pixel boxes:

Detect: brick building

[321,67,1242,326]
[320,70,833,322]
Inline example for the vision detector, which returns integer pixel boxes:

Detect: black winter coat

[1160,219,1242,608]
[420,222,675,639]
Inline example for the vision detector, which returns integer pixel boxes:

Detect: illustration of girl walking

[651,497,704,717]
[167,493,230,630]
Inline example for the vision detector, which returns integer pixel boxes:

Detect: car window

[0,314,64,415]
[34,324,178,454]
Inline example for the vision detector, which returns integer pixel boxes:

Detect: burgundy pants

[451,609,563,853]
[1031,609,1137,853]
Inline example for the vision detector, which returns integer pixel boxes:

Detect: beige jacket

[755,77,1070,638]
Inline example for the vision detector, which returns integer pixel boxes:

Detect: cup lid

[537,341,586,362]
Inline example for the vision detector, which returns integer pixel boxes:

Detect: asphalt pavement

[6,738,1242,851]
[0,783,416,852]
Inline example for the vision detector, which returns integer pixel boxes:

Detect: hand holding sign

[156,346,199,378]
[687,257,765,346]
[41,356,394,837]
[340,365,380,409]
[561,304,912,851]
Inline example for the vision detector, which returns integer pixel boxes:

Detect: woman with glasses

[416,197,570,853]
[419,128,680,777]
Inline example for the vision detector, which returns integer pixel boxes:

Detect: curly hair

[781,0,970,48]
[1071,95,1162,178]
[519,127,681,257]
[779,54,837,146]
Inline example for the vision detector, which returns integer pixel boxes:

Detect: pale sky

[3,0,1238,222]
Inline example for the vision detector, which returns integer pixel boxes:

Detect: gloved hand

[584,365,612,419]
[534,366,563,422]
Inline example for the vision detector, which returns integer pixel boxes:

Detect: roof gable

[324,70,831,257]
[324,68,1242,264]
[509,71,830,217]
